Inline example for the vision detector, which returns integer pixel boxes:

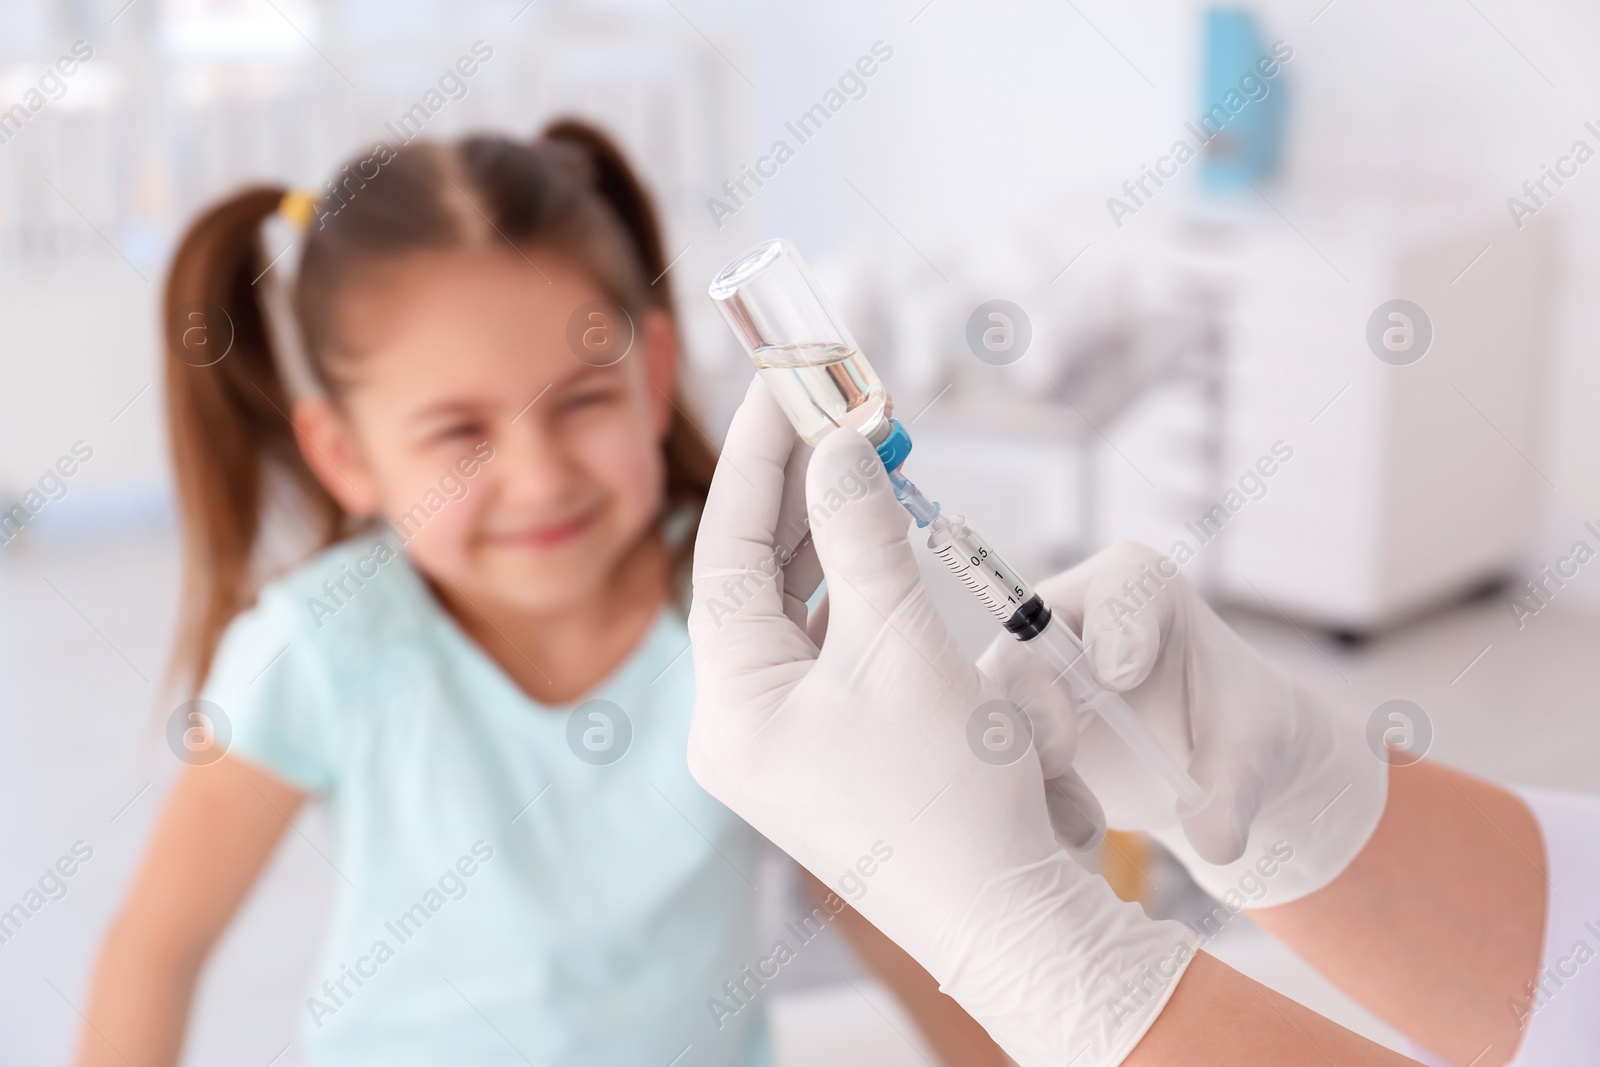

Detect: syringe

[709,239,1212,816]
[889,471,1211,815]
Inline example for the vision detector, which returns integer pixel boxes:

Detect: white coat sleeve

[1504,786,1600,1067]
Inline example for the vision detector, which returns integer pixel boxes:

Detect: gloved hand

[688,384,1200,1067]
[979,542,1388,908]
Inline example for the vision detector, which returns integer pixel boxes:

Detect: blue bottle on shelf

[1198,7,1287,194]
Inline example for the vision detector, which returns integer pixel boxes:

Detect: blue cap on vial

[874,418,912,472]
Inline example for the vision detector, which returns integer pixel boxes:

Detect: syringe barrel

[926,514,1033,623]
[709,239,860,360]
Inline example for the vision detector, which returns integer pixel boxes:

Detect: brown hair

[162,120,717,693]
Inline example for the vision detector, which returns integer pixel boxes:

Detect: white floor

[3,522,1596,1065]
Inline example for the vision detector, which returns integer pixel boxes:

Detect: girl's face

[294,246,678,616]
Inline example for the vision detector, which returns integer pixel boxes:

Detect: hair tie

[278,190,320,232]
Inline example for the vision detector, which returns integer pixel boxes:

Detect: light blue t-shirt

[203,533,769,1066]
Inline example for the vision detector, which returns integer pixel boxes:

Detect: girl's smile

[485,507,599,552]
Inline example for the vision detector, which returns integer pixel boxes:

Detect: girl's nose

[491,416,582,507]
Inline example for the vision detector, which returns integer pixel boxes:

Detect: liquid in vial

[750,342,888,446]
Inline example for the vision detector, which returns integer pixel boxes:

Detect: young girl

[76,122,1004,1066]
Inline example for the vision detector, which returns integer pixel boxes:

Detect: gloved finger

[1024,543,1171,659]
[981,634,1105,850]
[775,435,823,605]
[978,633,1081,779]
[1078,543,1177,693]
[690,380,817,672]
[805,430,958,675]
[780,535,822,619]
[1178,595,1268,864]
[1078,548,1254,858]
[780,549,819,639]
[1179,746,1255,865]
[1043,770,1107,851]
[781,542,822,639]
[1022,560,1100,639]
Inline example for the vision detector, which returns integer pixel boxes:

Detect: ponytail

[163,187,345,693]
[540,120,669,295]
[538,120,718,585]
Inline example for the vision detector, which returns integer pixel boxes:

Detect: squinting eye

[563,390,617,412]
[436,422,485,441]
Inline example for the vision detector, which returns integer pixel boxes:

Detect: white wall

[694,0,1600,608]
[5,0,1600,612]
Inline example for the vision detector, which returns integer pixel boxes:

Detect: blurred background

[3,0,1599,1062]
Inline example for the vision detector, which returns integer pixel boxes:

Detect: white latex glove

[979,542,1388,908]
[688,384,1200,1067]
